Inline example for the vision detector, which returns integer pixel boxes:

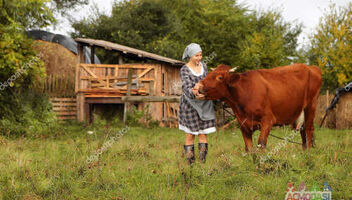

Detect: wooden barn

[74,38,184,126]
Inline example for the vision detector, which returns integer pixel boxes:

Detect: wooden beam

[123,69,133,124]
[136,67,153,80]
[121,96,180,102]
[75,43,85,93]
[80,63,157,69]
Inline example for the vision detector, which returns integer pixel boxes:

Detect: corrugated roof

[75,38,184,66]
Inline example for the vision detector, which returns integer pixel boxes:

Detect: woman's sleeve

[180,67,196,99]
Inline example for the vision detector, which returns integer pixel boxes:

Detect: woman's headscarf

[182,43,202,61]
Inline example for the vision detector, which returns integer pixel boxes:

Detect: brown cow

[198,63,322,151]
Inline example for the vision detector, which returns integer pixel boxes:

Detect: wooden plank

[85,94,124,98]
[85,98,124,104]
[52,105,76,108]
[50,98,76,102]
[121,96,180,102]
[53,107,76,111]
[81,64,154,69]
[55,111,77,116]
[57,116,76,120]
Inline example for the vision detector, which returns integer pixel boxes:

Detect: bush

[0,90,58,137]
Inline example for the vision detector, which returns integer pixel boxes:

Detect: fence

[312,90,351,129]
[49,97,77,120]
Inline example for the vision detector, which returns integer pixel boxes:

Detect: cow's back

[241,64,321,125]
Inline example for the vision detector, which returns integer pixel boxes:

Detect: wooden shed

[75,38,184,126]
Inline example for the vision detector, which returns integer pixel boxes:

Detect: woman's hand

[193,82,202,90]
[192,88,205,100]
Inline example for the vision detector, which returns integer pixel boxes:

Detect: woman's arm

[180,67,196,99]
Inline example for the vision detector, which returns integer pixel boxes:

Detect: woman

[178,43,216,165]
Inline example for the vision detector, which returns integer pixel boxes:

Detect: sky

[47,0,351,46]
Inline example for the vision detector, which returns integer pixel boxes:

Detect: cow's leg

[303,99,318,149]
[258,117,274,149]
[300,125,307,149]
[303,87,320,150]
[240,126,253,152]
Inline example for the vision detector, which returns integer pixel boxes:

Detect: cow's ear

[225,72,240,87]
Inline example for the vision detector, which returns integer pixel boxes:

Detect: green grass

[0,123,351,199]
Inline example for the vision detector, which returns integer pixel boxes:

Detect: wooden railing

[75,63,156,97]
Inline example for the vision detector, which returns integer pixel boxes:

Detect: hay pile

[314,91,352,129]
[336,93,352,129]
[314,91,336,128]
[32,40,76,97]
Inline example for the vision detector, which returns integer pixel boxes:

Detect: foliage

[127,105,159,128]
[50,0,88,15]
[308,3,352,91]
[0,0,87,136]
[71,0,302,70]
[238,10,302,70]
[0,90,58,137]
[0,0,52,132]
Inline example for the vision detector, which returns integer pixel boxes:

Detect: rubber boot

[184,144,195,165]
[198,143,208,163]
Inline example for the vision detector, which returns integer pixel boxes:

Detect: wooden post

[118,54,123,64]
[77,93,85,121]
[84,101,91,123]
[123,68,133,124]
[90,45,95,64]
[325,90,329,127]
[76,43,86,122]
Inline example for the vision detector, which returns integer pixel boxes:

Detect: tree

[308,3,352,91]
[238,10,302,70]
[72,0,302,71]
[71,0,251,66]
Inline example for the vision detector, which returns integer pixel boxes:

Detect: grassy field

[0,121,351,200]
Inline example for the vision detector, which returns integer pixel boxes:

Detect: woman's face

[190,52,202,65]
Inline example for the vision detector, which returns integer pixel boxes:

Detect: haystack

[32,40,76,97]
[336,93,352,129]
[314,91,336,128]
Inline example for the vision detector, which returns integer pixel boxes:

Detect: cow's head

[198,64,240,100]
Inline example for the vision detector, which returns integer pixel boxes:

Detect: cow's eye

[217,76,223,81]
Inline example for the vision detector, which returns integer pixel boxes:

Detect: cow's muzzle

[197,83,207,95]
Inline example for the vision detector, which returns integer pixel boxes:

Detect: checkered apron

[178,63,216,134]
